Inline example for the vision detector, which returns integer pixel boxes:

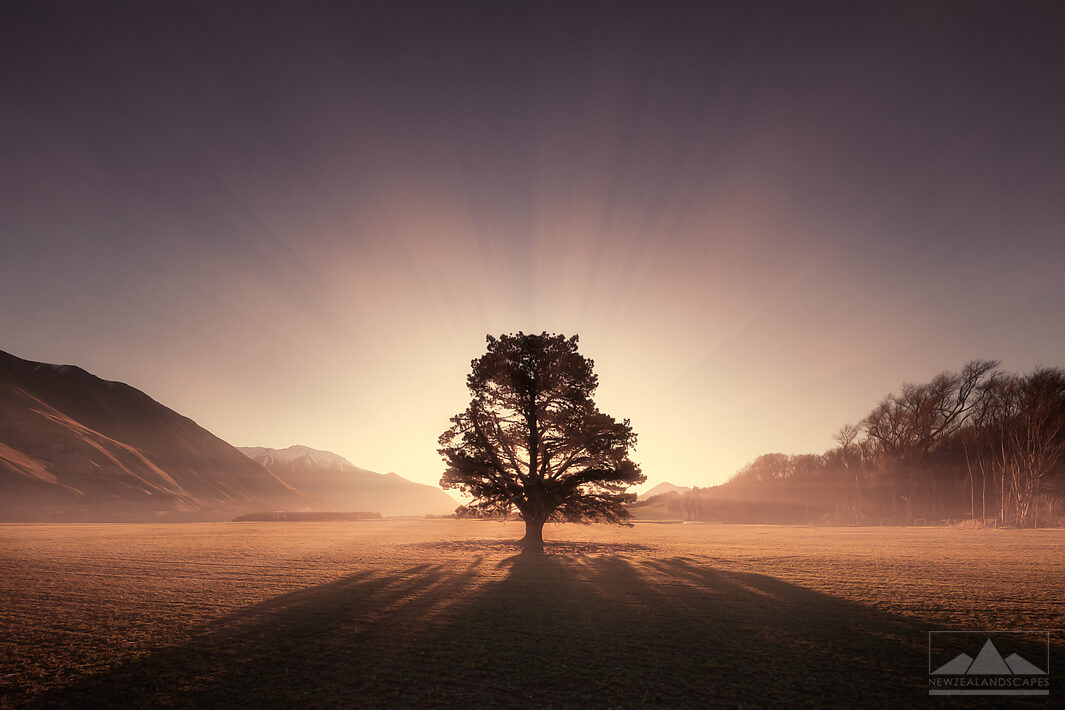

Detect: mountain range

[238,445,456,517]
[638,482,691,501]
[0,349,456,521]
[932,639,1046,675]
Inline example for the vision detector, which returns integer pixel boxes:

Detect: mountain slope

[0,349,306,521]
[238,445,458,517]
[638,482,692,501]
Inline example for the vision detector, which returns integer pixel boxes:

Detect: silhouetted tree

[834,424,863,518]
[863,360,998,518]
[439,333,644,552]
[734,453,791,485]
[683,486,704,521]
[988,368,1065,526]
[699,360,1065,526]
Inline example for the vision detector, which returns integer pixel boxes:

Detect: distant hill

[638,482,691,501]
[0,349,309,521]
[238,444,458,517]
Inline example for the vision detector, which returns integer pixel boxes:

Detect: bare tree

[835,424,862,517]
[1002,369,1065,525]
[864,360,1000,459]
[863,360,999,518]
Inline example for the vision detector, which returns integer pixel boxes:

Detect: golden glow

[3,0,1064,499]
[12,158,1062,497]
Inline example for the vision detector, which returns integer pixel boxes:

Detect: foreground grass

[1,521,1062,708]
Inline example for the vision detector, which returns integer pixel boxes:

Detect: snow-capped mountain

[638,482,692,501]
[0,349,310,521]
[238,445,457,517]
[239,444,353,472]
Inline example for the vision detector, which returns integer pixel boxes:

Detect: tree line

[665,361,1065,526]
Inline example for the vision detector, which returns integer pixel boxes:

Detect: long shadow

[22,558,486,709]
[21,553,1050,708]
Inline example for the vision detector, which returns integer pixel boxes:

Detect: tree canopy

[439,332,644,552]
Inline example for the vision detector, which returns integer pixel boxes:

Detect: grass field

[2,521,1063,708]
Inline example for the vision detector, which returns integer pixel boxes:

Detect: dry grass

[1,521,1062,708]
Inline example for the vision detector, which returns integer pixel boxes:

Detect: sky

[2,1,1064,492]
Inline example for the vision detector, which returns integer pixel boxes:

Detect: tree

[834,424,863,518]
[438,333,644,552]
[733,453,791,485]
[993,369,1065,526]
[862,360,998,517]
[863,360,999,462]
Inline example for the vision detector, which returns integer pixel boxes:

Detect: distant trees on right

[668,361,1065,527]
[967,367,1065,525]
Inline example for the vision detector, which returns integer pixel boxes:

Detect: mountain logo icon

[932,639,1046,676]
[929,631,1051,696]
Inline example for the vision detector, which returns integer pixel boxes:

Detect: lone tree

[439,332,644,552]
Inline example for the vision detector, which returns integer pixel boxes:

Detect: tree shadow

[22,559,487,709]
[403,539,653,555]
[22,554,1047,708]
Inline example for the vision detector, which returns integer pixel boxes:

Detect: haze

[3,1,1063,491]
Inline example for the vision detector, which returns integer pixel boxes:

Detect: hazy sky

[3,1,1064,491]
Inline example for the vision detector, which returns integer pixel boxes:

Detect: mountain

[238,445,458,517]
[638,482,692,501]
[931,653,973,675]
[966,639,1013,675]
[0,350,307,521]
[1004,653,1046,675]
[933,640,1047,676]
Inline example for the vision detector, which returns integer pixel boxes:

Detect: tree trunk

[963,442,975,520]
[980,462,987,524]
[519,515,546,553]
[854,470,860,521]
[1000,464,1006,525]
